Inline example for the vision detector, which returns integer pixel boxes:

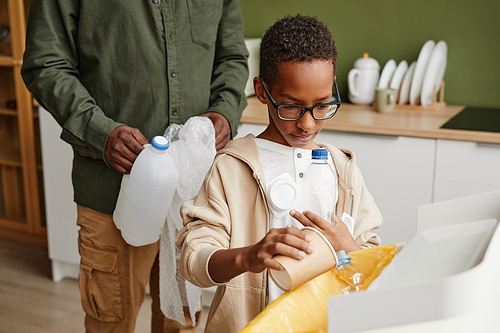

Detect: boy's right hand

[243,225,315,273]
[208,225,315,283]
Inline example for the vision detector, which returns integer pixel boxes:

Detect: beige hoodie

[176,134,382,333]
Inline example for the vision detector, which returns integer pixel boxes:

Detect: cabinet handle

[354,132,400,140]
[477,142,500,149]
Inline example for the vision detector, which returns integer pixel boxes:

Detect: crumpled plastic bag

[159,116,217,325]
[239,244,398,333]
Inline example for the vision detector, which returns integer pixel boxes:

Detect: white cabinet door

[316,131,436,245]
[39,108,80,281]
[236,123,265,138]
[434,139,500,202]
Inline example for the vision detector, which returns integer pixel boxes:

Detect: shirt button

[170,71,176,77]
[152,0,158,3]
[172,110,178,116]
[299,172,304,178]
[162,32,165,39]
[297,153,302,158]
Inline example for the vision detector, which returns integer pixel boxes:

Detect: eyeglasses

[259,76,341,121]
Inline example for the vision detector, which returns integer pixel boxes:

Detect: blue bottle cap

[336,250,350,261]
[312,148,328,160]
[151,136,170,151]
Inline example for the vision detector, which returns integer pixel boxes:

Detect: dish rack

[396,81,446,111]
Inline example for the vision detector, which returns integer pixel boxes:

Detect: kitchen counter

[241,97,500,144]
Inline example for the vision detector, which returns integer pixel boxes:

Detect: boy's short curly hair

[259,15,337,89]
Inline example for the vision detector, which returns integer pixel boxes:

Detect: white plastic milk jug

[113,136,179,246]
[348,53,380,104]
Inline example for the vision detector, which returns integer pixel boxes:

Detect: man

[21,0,248,332]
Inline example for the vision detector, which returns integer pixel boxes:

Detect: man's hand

[104,126,148,174]
[201,112,231,151]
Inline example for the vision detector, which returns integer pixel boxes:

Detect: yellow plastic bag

[239,244,398,333]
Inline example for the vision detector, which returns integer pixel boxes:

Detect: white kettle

[348,53,380,104]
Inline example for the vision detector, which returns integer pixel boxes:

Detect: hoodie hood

[219,134,358,216]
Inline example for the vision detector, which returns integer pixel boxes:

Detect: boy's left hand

[289,209,361,252]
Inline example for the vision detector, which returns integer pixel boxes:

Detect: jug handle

[348,69,360,97]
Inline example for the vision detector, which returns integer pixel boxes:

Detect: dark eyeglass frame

[258,76,341,121]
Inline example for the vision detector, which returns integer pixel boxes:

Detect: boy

[176,15,382,333]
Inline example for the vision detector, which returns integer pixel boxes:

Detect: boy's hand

[243,226,315,273]
[208,226,314,283]
[289,210,361,252]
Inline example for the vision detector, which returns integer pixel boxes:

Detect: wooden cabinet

[0,0,46,244]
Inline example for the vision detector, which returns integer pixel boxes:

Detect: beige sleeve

[175,157,233,288]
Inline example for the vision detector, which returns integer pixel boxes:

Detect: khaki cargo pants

[77,205,200,332]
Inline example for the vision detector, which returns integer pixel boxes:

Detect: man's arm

[21,0,123,161]
[205,0,249,143]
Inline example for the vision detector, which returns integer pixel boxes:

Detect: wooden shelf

[0,146,22,166]
[0,105,39,117]
[0,218,28,233]
[0,55,15,66]
[0,108,16,116]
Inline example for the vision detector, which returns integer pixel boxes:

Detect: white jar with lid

[348,53,380,104]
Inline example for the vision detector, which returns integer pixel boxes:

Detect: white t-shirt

[255,139,338,303]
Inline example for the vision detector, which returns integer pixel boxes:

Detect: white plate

[389,60,408,97]
[399,61,416,105]
[409,40,435,105]
[420,41,448,106]
[378,59,397,89]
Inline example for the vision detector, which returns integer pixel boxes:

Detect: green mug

[376,88,398,113]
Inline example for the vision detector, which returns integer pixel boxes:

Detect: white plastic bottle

[113,136,179,246]
[305,148,336,221]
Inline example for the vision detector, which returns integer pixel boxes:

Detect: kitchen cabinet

[433,139,500,202]
[315,131,435,245]
[0,0,46,244]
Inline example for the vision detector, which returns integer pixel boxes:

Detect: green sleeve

[21,0,122,161]
[207,0,249,138]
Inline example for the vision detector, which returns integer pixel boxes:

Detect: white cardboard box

[328,190,500,332]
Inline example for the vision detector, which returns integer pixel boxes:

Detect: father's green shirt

[22,0,249,214]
